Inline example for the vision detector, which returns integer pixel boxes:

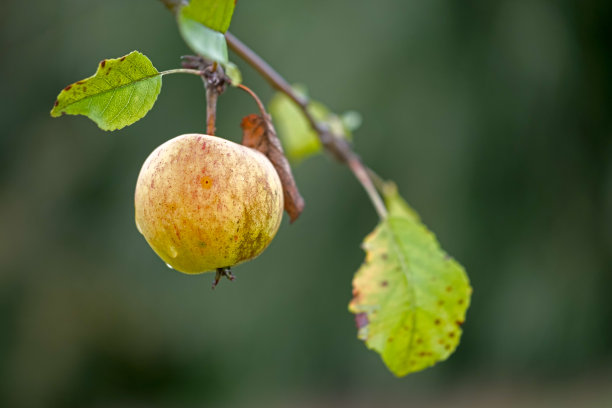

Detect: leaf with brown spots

[240,114,304,223]
[348,181,472,377]
[50,51,162,131]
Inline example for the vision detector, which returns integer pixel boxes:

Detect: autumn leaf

[349,182,472,376]
[240,114,304,223]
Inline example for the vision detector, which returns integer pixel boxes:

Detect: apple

[134,134,284,275]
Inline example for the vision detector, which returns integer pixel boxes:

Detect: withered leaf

[241,114,305,223]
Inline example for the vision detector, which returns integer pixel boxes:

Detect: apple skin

[135,134,284,274]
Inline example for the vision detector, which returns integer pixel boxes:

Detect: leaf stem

[237,84,267,117]
[160,68,205,76]
[348,158,388,219]
[161,67,221,134]
[225,32,388,219]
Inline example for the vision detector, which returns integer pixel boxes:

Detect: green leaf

[181,0,236,33]
[268,90,321,162]
[349,183,472,377]
[177,11,228,64]
[224,61,242,86]
[50,51,162,131]
[382,181,421,222]
[341,110,363,133]
[269,86,354,163]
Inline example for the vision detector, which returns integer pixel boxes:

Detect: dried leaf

[241,114,304,223]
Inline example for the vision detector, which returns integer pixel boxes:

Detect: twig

[225,32,387,219]
[237,84,267,117]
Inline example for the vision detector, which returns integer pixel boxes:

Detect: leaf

[268,91,321,162]
[50,51,162,131]
[241,114,304,223]
[178,12,228,64]
[381,181,421,222]
[348,183,472,377]
[341,110,363,133]
[269,87,356,163]
[224,61,242,86]
[181,0,236,33]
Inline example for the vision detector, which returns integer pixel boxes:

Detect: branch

[225,32,387,219]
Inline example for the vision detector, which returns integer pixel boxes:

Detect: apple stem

[205,81,218,136]
[181,57,229,137]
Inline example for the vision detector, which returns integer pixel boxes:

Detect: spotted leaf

[348,183,472,376]
[50,51,162,131]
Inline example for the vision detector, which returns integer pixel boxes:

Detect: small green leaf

[50,51,162,131]
[181,0,236,33]
[341,110,363,133]
[269,86,352,163]
[349,183,471,377]
[224,61,242,86]
[178,11,228,64]
[269,90,320,162]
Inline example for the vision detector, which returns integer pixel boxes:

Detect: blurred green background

[1,0,612,407]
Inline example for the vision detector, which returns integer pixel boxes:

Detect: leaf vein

[387,221,418,361]
[108,85,136,125]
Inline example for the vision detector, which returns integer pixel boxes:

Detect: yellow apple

[134,134,284,274]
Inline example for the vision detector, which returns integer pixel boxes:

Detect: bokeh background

[1,0,612,407]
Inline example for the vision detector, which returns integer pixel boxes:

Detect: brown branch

[225,32,387,219]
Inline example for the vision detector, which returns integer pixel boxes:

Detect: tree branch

[225,32,387,219]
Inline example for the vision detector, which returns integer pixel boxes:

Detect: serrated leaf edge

[51,52,161,118]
